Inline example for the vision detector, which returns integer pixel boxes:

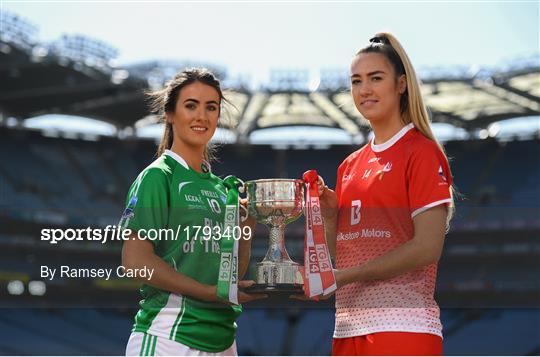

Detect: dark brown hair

[147,67,225,159]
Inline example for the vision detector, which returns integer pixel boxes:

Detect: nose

[195,107,207,122]
[358,82,373,96]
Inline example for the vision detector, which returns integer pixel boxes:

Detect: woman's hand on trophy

[318,183,338,221]
[239,198,257,239]
[237,280,268,303]
[316,175,326,196]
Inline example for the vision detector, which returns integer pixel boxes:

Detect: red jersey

[333,123,453,338]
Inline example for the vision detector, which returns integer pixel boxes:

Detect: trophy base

[244,283,304,294]
[251,262,304,291]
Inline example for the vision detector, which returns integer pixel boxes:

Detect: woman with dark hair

[121,68,264,356]
[317,33,455,355]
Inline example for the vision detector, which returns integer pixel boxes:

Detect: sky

[2,1,539,86]
[1,1,539,140]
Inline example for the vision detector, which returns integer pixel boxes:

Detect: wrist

[344,268,355,285]
[348,264,369,284]
[338,267,359,287]
[202,284,218,302]
[323,211,338,222]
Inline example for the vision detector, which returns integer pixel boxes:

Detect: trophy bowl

[244,179,305,294]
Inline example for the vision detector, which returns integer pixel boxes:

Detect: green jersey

[120,149,242,352]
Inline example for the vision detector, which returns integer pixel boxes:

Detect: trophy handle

[239,204,249,222]
[237,178,249,222]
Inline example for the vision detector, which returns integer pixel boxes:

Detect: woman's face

[350,52,406,123]
[167,81,220,150]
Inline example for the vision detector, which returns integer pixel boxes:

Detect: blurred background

[0,2,539,355]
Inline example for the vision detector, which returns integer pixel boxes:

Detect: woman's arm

[123,231,265,304]
[122,234,217,301]
[336,205,447,288]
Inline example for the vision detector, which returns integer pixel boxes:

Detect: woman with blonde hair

[318,32,454,355]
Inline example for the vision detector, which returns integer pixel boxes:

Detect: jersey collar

[164,149,189,170]
[371,123,415,153]
[164,149,212,173]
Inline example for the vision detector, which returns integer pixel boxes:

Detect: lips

[361,99,378,106]
[190,126,208,132]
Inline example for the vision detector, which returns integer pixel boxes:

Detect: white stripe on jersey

[411,198,452,218]
[170,294,187,340]
[146,293,184,341]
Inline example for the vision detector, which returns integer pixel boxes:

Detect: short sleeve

[407,143,453,218]
[119,168,170,237]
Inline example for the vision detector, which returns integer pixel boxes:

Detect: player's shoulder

[136,155,174,184]
[404,128,443,157]
[208,172,224,184]
[340,143,369,169]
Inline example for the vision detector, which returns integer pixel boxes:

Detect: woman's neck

[370,113,405,145]
[169,141,205,173]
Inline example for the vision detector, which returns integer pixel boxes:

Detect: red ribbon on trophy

[302,170,337,298]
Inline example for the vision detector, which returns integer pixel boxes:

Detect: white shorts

[125,332,237,356]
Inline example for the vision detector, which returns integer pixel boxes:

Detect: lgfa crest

[377,162,392,181]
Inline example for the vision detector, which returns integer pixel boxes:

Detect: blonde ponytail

[374,32,438,144]
[359,32,455,224]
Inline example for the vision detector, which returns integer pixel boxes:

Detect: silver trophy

[244,179,305,293]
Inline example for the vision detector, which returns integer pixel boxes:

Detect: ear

[164,112,173,125]
[398,74,407,94]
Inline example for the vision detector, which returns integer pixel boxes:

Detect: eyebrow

[183,98,219,105]
[351,70,386,78]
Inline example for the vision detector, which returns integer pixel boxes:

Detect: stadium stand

[1,126,538,229]
[0,131,538,355]
[443,309,540,355]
